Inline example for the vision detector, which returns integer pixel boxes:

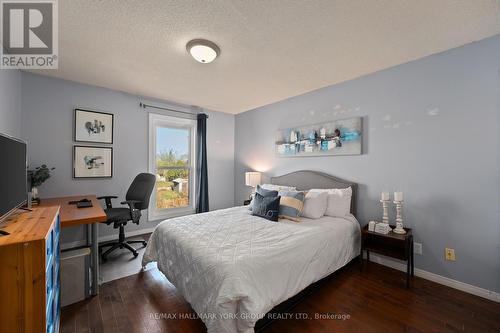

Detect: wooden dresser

[0,206,61,333]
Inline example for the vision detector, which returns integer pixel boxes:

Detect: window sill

[148,208,196,222]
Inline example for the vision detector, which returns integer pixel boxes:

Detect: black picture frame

[74,108,114,144]
[73,145,113,179]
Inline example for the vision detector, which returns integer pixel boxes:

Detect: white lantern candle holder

[393,200,406,234]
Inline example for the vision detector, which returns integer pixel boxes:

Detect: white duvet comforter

[142,206,360,333]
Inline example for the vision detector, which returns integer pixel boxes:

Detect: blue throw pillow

[251,193,281,222]
[257,184,278,197]
[248,185,278,211]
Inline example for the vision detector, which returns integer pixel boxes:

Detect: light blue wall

[21,72,235,245]
[234,35,500,292]
[0,68,22,137]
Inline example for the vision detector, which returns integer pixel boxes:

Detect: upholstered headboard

[271,170,357,216]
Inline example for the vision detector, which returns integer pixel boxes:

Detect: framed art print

[73,146,113,178]
[74,109,114,144]
[275,117,362,157]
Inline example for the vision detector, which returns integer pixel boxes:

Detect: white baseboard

[61,226,157,250]
[366,253,500,303]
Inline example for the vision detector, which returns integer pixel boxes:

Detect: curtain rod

[140,102,208,118]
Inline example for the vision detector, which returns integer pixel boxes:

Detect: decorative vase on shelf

[31,187,40,205]
[31,187,38,199]
[27,164,55,205]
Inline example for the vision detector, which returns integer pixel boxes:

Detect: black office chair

[98,173,156,261]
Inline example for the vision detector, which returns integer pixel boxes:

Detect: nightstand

[360,225,414,288]
[243,199,252,206]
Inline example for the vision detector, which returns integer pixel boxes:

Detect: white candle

[381,192,390,201]
[394,192,403,201]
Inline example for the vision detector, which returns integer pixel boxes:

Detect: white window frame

[148,113,197,221]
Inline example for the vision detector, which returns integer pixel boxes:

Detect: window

[148,113,196,220]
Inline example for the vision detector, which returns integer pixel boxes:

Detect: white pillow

[309,187,352,217]
[261,184,296,192]
[301,191,328,219]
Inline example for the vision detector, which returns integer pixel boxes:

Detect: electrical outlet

[445,248,456,261]
[414,242,422,255]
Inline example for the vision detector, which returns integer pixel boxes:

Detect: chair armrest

[121,200,142,224]
[97,195,118,209]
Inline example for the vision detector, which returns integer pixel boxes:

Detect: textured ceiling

[29,0,500,114]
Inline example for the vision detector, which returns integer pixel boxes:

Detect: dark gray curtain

[196,113,209,213]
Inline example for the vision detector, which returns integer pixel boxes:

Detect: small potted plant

[28,164,55,204]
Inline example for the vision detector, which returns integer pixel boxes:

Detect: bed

[142,170,361,333]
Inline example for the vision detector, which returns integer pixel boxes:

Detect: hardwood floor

[61,260,500,333]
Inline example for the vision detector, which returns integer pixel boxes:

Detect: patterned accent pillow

[251,193,281,222]
[278,190,305,221]
[248,185,279,211]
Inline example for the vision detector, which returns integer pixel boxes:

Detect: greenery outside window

[148,113,196,220]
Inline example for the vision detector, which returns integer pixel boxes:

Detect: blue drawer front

[46,259,54,298]
[45,229,53,265]
[53,217,60,254]
[54,260,60,286]
[46,213,60,333]
[46,290,53,332]
[55,240,60,264]
[53,287,60,331]
[54,215,60,238]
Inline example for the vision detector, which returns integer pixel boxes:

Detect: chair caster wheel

[142,241,147,247]
[133,252,138,258]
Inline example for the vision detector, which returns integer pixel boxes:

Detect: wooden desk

[41,195,106,228]
[40,195,106,295]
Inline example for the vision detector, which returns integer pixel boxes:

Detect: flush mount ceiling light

[186,39,220,64]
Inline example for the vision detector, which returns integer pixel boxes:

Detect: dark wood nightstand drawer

[362,234,408,260]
